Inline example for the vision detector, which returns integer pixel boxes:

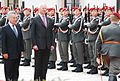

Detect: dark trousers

[4,58,20,81]
[34,49,50,80]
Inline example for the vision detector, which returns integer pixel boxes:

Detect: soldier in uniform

[86,8,100,74]
[98,6,114,76]
[20,8,32,66]
[47,8,57,69]
[55,8,69,71]
[96,13,120,81]
[68,7,85,72]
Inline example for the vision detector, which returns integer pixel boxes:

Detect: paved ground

[0,47,120,81]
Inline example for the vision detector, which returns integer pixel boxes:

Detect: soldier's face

[105,10,112,16]
[48,10,55,16]
[63,10,68,17]
[23,10,31,16]
[74,9,81,16]
[9,14,18,25]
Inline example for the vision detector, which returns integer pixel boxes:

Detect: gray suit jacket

[96,23,120,57]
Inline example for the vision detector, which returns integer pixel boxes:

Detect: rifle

[101,3,105,22]
[88,4,90,22]
[68,6,73,24]
[32,5,35,17]
[55,5,59,23]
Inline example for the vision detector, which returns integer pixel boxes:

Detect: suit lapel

[8,25,17,39]
[37,15,47,28]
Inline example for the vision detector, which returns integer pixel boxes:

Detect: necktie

[12,25,18,37]
[42,16,47,27]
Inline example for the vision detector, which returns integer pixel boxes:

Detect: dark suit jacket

[31,15,54,49]
[2,24,24,59]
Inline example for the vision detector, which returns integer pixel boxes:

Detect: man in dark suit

[31,3,54,81]
[2,11,24,81]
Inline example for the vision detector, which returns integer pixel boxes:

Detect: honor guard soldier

[96,13,120,81]
[99,6,114,26]
[68,7,85,72]
[85,8,100,74]
[20,8,32,66]
[98,6,114,76]
[47,8,57,69]
[54,8,70,71]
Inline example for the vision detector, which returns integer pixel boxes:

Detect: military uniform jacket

[100,16,111,26]
[56,17,69,42]
[21,15,31,40]
[69,15,85,42]
[0,15,7,26]
[87,16,100,41]
[96,23,120,57]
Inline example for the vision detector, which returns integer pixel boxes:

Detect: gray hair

[7,11,17,19]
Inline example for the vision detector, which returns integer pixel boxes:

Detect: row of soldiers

[0,5,120,77]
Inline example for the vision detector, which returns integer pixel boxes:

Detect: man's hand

[51,46,54,51]
[3,54,8,59]
[33,45,39,51]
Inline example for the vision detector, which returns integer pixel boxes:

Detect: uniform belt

[58,29,67,32]
[103,41,120,44]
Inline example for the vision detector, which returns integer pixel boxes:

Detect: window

[65,0,80,8]
[7,0,19,9]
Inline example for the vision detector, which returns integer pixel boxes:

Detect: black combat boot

[57,62,68,71]
[70,62,77,67]
[108,76,117,81]
[62,62,68,71]
[87,66,98,74]
[72,64,83,72]
[48,61,56,69]
[57,61,63,66]
[101,68,109,76]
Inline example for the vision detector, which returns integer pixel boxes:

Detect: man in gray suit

[68,7,84,72]
[20,8,32,66]
[96,13,120,81]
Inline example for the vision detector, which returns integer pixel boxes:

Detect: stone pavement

[0,48,120,81]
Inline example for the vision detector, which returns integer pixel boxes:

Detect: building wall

[80,0,117,10]
[23,0,58,9]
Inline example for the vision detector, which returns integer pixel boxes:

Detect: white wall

[23,0,58,9]
[80,0,116,8]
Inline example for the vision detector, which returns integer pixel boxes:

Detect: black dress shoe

[87,66,98,74]
[101,69,109,76]
[108,76,117,81]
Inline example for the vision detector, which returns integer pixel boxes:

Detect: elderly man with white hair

[31,3,54,81]
[2,11,24,81]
